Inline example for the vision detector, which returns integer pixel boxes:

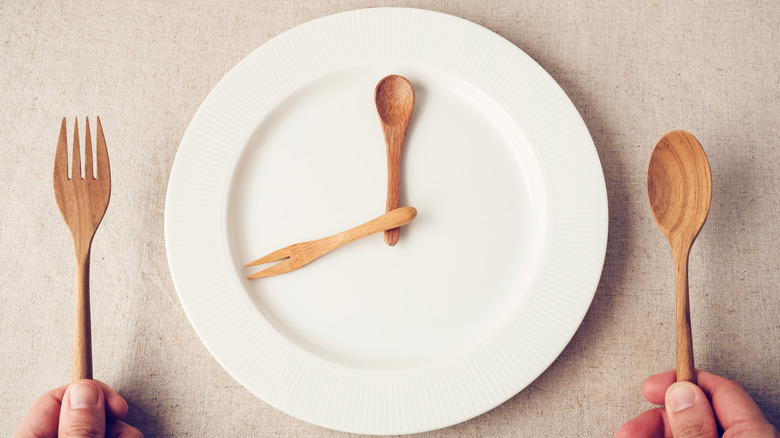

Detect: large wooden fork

[53,117,111,381]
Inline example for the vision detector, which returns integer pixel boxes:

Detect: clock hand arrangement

[245,75,416,280]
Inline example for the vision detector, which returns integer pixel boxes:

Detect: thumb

[58,380,106,438]
[665,381,718,438]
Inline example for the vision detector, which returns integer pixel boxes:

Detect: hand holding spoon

[375,74,414,246]
[647,130,712,383]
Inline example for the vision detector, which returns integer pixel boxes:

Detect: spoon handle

[383,125,404,246]
[674,248,696,383]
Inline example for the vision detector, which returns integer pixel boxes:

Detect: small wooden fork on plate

[245,206,417,279]
[53,117,111,381]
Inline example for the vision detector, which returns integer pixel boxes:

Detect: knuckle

[675,423,712,438]
[61,421,102,438]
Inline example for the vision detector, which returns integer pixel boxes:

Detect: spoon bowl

[375,75,415,127]
[647,130,712,383]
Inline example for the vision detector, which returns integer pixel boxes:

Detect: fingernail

[667,382,696,413]
[69,381,100,409]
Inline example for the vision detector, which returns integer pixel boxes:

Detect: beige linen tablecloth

[2,1,779,436]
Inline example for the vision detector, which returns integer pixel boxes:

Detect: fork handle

[322,206,417,255]
[73,249,93,381]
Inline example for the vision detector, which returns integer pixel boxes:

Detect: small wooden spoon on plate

[647,130,712,384]
[375,74,414,246]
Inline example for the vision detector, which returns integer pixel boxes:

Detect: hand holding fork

[53,117,111,381]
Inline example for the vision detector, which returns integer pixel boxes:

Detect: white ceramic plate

[165,7,607,435]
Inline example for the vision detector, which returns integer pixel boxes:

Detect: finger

[90,380,129,420]
[14,385,68,438]
[644,370,778,437]
[665,381,718,438]
[615,407,671,438]
[14,381,130,438]
[694,371,778,436]
[641,370,677,405]
[106,420,144,438]
[58,380,106,438]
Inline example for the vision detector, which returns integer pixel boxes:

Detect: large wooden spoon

[647,130,712,384]
[375,74,414,246]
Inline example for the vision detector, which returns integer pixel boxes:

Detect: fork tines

[55,116,110,181]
